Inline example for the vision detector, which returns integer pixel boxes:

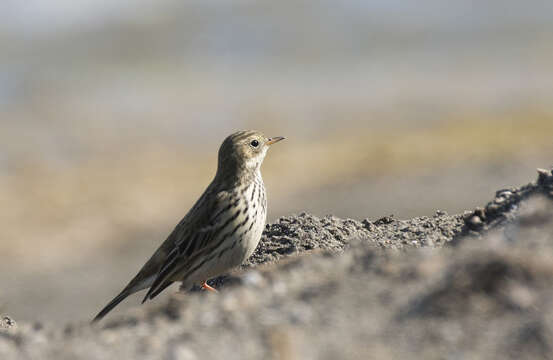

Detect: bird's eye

[250,140,259,147]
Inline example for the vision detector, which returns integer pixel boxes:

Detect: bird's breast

[233,177,267,261]
[208,178,267,274]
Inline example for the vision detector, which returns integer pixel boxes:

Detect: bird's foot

[201,281,218,293]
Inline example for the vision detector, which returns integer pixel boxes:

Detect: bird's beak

[266,136,285,146]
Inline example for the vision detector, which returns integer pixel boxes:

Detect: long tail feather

[142,267,177,303]
[146,280,175,301]
[142,249,180,302]
[92,290,132,323]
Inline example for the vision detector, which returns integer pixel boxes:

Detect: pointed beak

[266,136,285,146]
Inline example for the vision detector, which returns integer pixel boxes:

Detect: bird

[92,130,285,322]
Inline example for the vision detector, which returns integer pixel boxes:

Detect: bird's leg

[201,280,218,293]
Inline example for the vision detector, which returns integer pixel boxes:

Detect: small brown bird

[92,130,284,322]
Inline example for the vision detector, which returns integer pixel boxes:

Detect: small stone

[468,215,483,228]
[495,189,513,198]
[374,215,394,225]
[494,197,506,204]
[537,168,551,185]
[474,207,486,220]
[1,316,16,329]
[362,219,376,231]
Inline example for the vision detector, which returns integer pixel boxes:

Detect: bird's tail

[92,275,154,323]
[91,289,132,323]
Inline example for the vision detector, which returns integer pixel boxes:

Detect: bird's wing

[142,187,236,301]
[92,184,232,322]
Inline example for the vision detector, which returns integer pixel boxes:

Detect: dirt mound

[1,168,553,360]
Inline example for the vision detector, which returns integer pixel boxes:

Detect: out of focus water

[2,1,553,142]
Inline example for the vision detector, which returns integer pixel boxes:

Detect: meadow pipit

[92,130,284,322]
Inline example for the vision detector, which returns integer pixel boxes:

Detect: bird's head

[216,130,285,179]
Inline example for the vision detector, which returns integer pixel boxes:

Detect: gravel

[1,168,553,360]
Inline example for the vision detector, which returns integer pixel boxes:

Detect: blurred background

[1,0,552,323]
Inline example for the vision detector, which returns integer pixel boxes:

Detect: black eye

[250,140,259,147]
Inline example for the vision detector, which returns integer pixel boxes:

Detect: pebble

[468,216,483,227]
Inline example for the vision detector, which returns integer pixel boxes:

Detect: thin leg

[201,280,218,293]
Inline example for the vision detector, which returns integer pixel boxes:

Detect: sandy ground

[1,167,552,359]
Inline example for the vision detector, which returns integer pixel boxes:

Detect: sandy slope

[1,168,553,360]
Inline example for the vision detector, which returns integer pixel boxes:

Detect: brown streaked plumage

[92,130,284,322]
